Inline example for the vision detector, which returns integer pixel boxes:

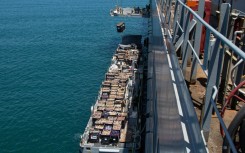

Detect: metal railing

[158,0,245,152]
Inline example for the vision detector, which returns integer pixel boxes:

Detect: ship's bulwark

[122,35,143,49]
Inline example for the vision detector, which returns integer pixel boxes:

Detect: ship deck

[144,0,207,152]
[80,38,143,153]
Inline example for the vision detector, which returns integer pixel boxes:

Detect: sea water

[0,0,148,152]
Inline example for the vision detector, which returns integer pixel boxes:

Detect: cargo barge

[80,35,143,153]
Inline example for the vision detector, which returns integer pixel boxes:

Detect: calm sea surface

[0,0,147,152]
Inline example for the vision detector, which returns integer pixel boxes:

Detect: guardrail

[159,0,245,152]
[152,52,158,153]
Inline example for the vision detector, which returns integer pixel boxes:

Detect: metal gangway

[145,0,245,152]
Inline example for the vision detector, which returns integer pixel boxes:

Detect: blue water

[0,0,147,152]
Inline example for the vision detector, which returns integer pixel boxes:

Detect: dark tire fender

[222,105,245,153]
